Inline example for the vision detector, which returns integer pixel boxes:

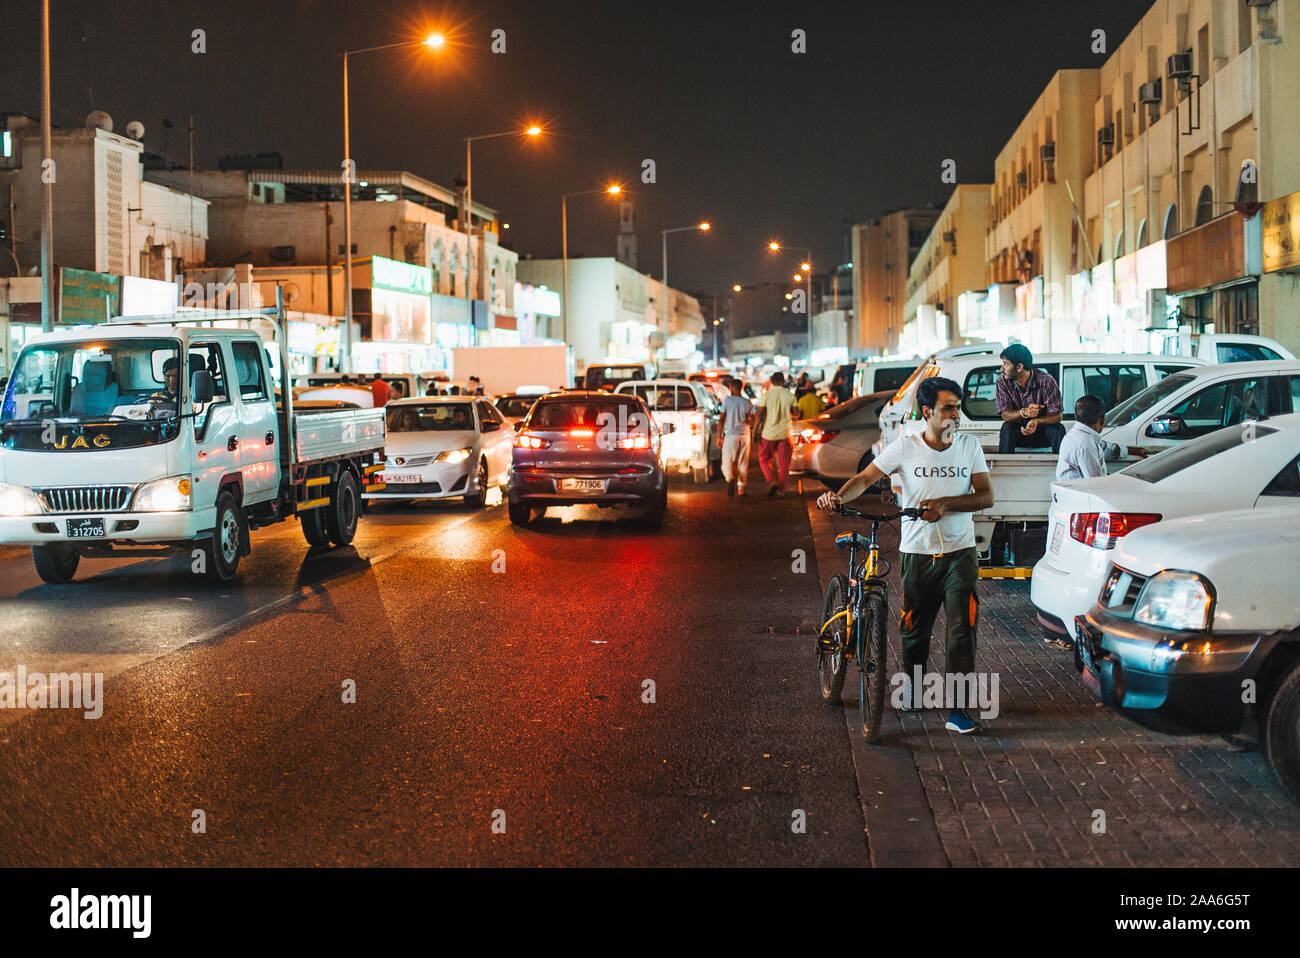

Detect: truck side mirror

[190,369,214,405]
[1146,414,1184,437]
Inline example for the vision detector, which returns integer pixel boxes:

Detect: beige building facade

[902,185,992,355]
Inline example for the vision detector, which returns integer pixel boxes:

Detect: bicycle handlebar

[837,505,925,521]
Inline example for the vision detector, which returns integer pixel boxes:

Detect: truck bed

[291,406,386,463]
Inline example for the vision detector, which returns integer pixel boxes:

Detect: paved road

[2,474,1298,867]
[0,478,870,866]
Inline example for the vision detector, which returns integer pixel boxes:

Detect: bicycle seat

[835,532,870,551]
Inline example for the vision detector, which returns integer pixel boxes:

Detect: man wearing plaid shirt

[995,344,1066,454]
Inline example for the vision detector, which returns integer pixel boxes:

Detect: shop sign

[1262,191,1300,273]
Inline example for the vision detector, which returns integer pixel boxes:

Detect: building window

[1114,231,1125,260]
[1163,203,1179,239]
[1195,186,1215,226]
[1136,218,1148,249]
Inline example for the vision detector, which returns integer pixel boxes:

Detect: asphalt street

[0,477,873,866]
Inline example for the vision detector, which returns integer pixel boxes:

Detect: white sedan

[1032,411,1300,643]
[364,396,513,507]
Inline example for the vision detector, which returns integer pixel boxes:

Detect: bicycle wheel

[857,591,889,742]
[818,575,851,703]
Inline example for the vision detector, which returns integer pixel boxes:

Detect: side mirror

[661,422,676,435]
[190,369,214,404]
[480,419,500,433]
[1146,415,1184,437]
[513,420,525,432]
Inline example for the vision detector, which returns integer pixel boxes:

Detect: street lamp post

[560,185,621,347]
[40,0,53,331]
[339,33,443,372]
[464,126,540,344]
[768,241,814,365]
[660,222,710,365]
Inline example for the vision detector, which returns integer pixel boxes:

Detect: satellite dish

[85,110,113,132]
[125,120,145,140]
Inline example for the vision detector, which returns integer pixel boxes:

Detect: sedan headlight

[435,448,472,464]
[133,475,193,512]
[0,482,43,517]
[1133,571,1214,631]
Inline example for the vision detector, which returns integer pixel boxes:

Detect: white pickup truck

[0,302,385,583]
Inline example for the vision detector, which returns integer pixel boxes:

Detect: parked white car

[364,396,513,507]
[1097,360,1300,453]
[1033,411,1300,641]
[790,390,892,483]
[1075,504,1300,804]
[876,351,1203,453]
[1156,331,1295,364]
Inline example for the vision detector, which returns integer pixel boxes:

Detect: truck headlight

[0,482,43,517]
[133,475,193,512]
[435,448,472,464]
[1133,571,1213,632]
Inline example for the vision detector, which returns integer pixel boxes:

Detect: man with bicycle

[817,377,994,734]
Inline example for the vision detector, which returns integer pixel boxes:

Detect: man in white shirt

[817,376,995,734]
[719,378,754,496]
[1056,394,1145,480]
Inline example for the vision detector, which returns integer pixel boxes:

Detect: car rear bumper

[1029,555,1105,640]
[508,467,664,505]
[1076,609,1264,734]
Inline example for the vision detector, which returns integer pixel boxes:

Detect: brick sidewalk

[822,506,1300,867]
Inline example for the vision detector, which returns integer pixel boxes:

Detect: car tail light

[689,414,703,436]
[616,435,651,450]
[570,428,595,439]
[798,428,840,444]
[515,433,552,449]
[1069,512,1161,549]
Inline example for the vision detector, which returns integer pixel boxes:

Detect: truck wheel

[300,505,330,547]
[202,491,245,582]
[326,470,360,546]
[32,544,80,584]
[1263,660,1300,804]
[508,500,532,526]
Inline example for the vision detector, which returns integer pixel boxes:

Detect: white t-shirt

[871,431,988,555]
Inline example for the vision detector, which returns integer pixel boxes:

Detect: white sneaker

[899,675,918,712]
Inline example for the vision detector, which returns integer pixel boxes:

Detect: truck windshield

[585,366,645,389]
[1103,372,1193,428]
[1,338,183,451]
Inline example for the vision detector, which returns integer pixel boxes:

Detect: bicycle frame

[819,520,892,654]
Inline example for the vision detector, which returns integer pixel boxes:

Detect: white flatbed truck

[0,296,386,583]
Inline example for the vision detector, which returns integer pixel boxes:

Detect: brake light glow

[1069,512,1161,549]
[616,435,651,450]
[689,415,702,436]
[570,428,596,438]
[515,434,552,449]
[798,428,840,444]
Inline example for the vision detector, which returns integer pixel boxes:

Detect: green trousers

[898,547,979,677]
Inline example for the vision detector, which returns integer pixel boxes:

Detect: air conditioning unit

[1138,79,1162,104]
[1016,171,1028,189]
[1098,125,1116,147]
[1039,142,1055,163]
[1246,1,1275,8]
[942,231,956,245]
[270,244,296,262]
[1167,52,1194,79]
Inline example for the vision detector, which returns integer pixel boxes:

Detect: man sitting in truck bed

[995,344,1066,454]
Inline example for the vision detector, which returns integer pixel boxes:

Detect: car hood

[383,430,477,455]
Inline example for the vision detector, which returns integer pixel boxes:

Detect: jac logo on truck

[53,434,111,449]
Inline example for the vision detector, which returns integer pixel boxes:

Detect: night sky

[2,0,1154,300]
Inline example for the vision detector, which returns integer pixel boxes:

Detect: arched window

[1195,186,1214,226]
[1114,231,1125,260]
[1136,218,1148,249]
[1162,203,1178,239]
[1096,244,1103,266]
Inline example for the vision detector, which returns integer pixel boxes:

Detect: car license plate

[1049,521,1064,555]
[66,517,105,538]
[382,472,420,484]
[560,478,606,493]
[1075,617,1100,673]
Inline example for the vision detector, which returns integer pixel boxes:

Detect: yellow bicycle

[818,504,923,741]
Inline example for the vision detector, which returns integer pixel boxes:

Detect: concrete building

[147,168,517,317]
[1079,0,1300,353]
[903,184,992,355]
[730,330,809,367]
[516,257,704,374]
[851,207,940,354]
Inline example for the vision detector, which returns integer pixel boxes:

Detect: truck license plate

[66,517,105,538]
[560,479,606,493]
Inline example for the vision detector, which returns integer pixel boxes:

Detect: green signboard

[59,267,122,324]
[371,255,433,296]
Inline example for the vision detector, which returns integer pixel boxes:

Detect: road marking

[806,496,949,868]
